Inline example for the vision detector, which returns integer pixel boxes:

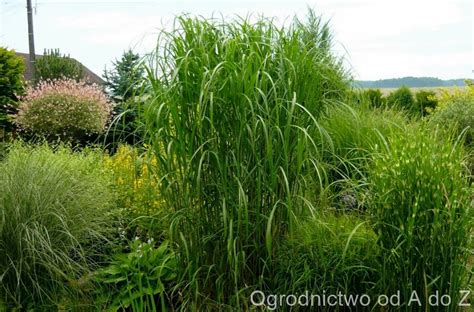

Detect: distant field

[376,86,466,96]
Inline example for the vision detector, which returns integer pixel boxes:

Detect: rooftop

[16,52,104,85]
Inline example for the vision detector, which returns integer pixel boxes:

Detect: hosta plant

[95,239,177,311]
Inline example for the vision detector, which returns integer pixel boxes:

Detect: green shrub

[361,88,385,108]
[0,143,115,308]
[0,47,25,98]
[0,47,25,133]
[15,79,112,143]
[429,86,474,147]
[275,212,379,308]
[414,90,437,116]
[95,239,176,311]
[35,49,84,82]
[430,99,473,146]
[0,96,18,134]
[368,126,472,311]
[141,11,349,309]
[386,86,415,112]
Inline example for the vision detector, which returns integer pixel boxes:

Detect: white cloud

[8,0,470,79]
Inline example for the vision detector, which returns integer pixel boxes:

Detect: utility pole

[26,0,36,81]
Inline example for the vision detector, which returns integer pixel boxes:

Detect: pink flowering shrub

[15,79,112,140]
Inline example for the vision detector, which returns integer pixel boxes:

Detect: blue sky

[1,0,472,80]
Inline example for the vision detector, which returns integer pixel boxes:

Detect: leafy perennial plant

[104,145,163,218]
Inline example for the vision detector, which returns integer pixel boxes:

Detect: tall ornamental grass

[369,126,473,311]
[0,143,115,308]
[141,12,349,309]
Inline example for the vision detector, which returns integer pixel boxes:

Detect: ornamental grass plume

[15,78,112,141]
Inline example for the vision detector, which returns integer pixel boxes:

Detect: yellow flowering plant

[103,145,164,220]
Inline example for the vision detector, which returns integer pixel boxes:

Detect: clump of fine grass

[0,143,115,308]
[319,103,407,175]
[274,211,380,310]
[368,125,473,311]
[316,103,408,210]
[140,11,349,309]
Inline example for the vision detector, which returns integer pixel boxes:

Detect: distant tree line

[355,76,468,88]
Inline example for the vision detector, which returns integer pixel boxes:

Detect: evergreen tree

[101,50,145,147]
[103,50,144,101]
